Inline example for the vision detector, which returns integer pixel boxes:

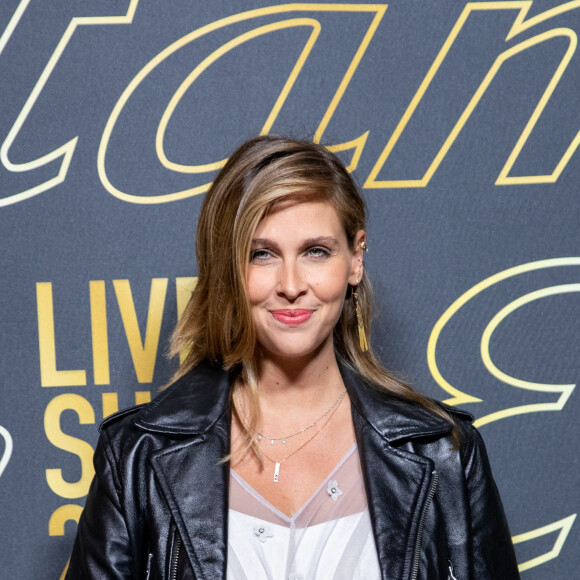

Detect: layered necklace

[235,386,347,482]
[257,387,346,446]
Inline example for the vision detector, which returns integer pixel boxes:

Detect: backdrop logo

[365,0,580,189]
[0,424,12,480]
[2,1,580,206]
[428,256,579,572]
[0,1,383,206]
[38,276,197,578]
[0,0,139,207]
[428,256,579,426]
[97,3,384,203]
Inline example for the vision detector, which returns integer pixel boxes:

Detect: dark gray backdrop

[0,1,578,577]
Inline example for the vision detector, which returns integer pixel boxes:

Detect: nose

[277,260,307,301]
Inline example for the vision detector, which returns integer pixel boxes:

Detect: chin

[258,337,333,361]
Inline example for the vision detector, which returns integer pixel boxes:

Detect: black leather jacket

[66,361,519,579]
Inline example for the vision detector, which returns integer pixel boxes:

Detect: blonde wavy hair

[169,135,457,452]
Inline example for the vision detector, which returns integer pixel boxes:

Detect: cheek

[310,268,350,302]
[246,268,272,305]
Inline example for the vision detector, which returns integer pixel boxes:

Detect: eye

[306,246,332,259]
[249,249,273,262]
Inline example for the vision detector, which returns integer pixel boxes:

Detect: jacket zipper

[171,534,182,580]
[448,560,458,580]
[411,470,438,580]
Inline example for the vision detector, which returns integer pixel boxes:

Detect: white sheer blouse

[227,444,381,579]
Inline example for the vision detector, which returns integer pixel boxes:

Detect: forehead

[253,197,345,239]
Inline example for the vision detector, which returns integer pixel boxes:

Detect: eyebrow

[250,236,340,248]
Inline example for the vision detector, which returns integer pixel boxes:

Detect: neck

[255,343,344,408]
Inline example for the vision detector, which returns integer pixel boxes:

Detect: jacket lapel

[134,361,233,579]
[340,363,452,580]
[151,429,229,580]
[353,410,435,580]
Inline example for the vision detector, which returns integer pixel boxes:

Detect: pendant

[273,462,280,482]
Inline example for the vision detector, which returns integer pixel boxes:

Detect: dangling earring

[352,289,368,352]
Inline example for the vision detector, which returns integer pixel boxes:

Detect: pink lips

[270,309,314,326]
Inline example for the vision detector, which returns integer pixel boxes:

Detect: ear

[348,230,366,286]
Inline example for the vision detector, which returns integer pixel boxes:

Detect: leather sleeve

[462,424,520,579]
[65,429,133,579]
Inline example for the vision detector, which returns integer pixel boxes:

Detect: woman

[66,135,519,579]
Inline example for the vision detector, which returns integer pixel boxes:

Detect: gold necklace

[257,388,347,446]
[258,392,346,482]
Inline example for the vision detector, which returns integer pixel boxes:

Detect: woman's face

[246,197,364,362]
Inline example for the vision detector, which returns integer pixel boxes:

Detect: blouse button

[327,479,343,502]
[253,524,274,543]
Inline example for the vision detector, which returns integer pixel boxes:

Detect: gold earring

[352,289,368,352]
[360,241,368,252]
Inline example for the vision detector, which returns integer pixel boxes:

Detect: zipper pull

[145,552,153,580]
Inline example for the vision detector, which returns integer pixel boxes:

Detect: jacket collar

[134,359,470,442]
[338,361,472,442]
[134,360,234,434]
